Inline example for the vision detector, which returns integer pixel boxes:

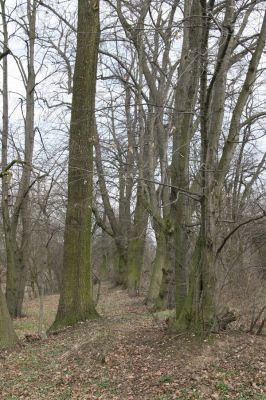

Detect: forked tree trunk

[49,0,100,331]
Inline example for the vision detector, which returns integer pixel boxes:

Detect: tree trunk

[127,185,148,296]
[171,0,202,320]
[145,226,166,305]
[0,286,18,349]
[98,226,109,281]
[113,245,128,287]
[49,0,100,331]
[0,1,18,349]
[4,0,36,317]
[155,231,175,310]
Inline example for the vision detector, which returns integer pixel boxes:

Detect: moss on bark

[172,231,216,334]
[0,287,18,349]
[49,0,100,332]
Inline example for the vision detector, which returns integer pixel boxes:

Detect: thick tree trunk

[174,228,216,332]
[155,232,175,310]
[113,245,128,287]
[49,0,100,331]
[0,286,18,349]
[6,252,27,318]
[5,233,30,318]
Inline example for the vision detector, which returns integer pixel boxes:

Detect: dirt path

[0,284,265,399]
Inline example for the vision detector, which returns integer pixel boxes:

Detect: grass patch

[216,381,232,394]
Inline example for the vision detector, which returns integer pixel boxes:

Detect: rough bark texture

[50,0,100,331]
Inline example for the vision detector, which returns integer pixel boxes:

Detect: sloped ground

[0,284,265,400]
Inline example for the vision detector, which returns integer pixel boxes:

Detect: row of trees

[1,0,266,347]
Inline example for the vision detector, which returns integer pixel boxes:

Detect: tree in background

[1,0,38,318]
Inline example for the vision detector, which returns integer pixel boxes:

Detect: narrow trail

[0,283,265,399]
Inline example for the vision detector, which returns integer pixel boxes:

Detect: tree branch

[0,49,11,61]
[216,212,266,257]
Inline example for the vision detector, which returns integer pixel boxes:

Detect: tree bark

[171,0,202,319]
[127,185,148,296]
[0,286,18,349]
[49,0,100,331]
[146,225,166,305]
[0,6,18,345]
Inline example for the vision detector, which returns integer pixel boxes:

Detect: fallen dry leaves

[0,284,265,399]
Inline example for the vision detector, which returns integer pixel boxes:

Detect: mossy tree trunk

[49,0,100,331]
[0,286,18,349]
[155,231,175,310]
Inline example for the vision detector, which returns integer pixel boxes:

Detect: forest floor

[0,283,265,400]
